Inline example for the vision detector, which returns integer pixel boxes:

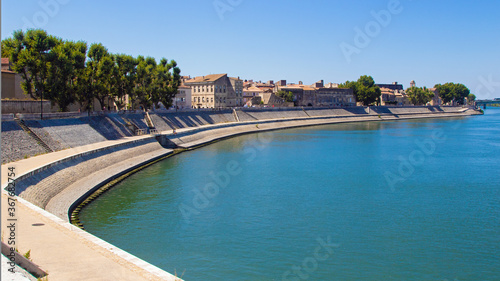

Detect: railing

[1,113,15,121]
[144,112,155,128]
[16,112,88,120]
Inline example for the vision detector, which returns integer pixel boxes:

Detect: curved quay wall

[2,106,482,280]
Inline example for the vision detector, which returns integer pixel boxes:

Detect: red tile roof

[185,74,226,83]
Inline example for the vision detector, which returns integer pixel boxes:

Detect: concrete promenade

[1,135,181,281]
[0,108,481,280]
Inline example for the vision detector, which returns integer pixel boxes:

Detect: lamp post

[40,92,43,120]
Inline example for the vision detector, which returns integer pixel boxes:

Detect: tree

[275,90,294,102]
[113,54,137,110]
[2,29,59,101]
[434,83,452,104]
[468,93,476,104]
[134,56,157,110]
[155,58,181,109]
[453,83,470,105]
[86,43,115,110]
[46,40,87,111]
[434,83,470,105]
[2,29,182,113]
[406,86,434,105]
[340,75,380,105]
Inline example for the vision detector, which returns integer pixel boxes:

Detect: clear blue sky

[2,0,500,98]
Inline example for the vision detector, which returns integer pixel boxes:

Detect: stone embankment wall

[2,106,472,163]
[16,139,154,205]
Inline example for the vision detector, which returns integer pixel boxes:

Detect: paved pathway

[1,135,179,281]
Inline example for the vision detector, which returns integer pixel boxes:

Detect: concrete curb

[10,194,181,281]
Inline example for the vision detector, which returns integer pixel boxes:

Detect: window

[211,98,213,102]
[202,97,205,102]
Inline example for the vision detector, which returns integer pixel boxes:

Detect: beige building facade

[173,85,192,109]
[275,80,355,107]
[243,86,264,104]
[2,58,28,100]
[185,74,243,108]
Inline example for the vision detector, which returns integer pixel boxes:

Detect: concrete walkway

[1,134,180,281]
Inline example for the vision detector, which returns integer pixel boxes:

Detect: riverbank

[1,107,482,280]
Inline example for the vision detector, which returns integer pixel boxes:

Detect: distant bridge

[476,99,500,109]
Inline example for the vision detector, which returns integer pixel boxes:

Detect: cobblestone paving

[1,121,46,164]
[121,113,149,130]
[24,120,67,151]
[82,116,133,140]
[37,118,107,148]
[17,139,162,210]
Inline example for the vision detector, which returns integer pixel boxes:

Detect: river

[80,108,500,281]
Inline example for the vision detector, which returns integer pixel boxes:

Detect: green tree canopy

[155,58,181,109]
[134,56,158,110]
[46,40,87,111]
[113,54,137,109]
[434,83,470,105]
[406,86,435,106]
[340,75,380,105]
[2,29,182,112]
[468,93,476,103]
[275,90,294,102]
[2,29,59,100]
[85,43,115,110]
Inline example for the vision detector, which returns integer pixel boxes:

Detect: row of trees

[434,82,471,105]
[340,75,473,106]
[1,29,181,112]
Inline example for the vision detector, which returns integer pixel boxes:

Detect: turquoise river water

[80,109,500,281]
